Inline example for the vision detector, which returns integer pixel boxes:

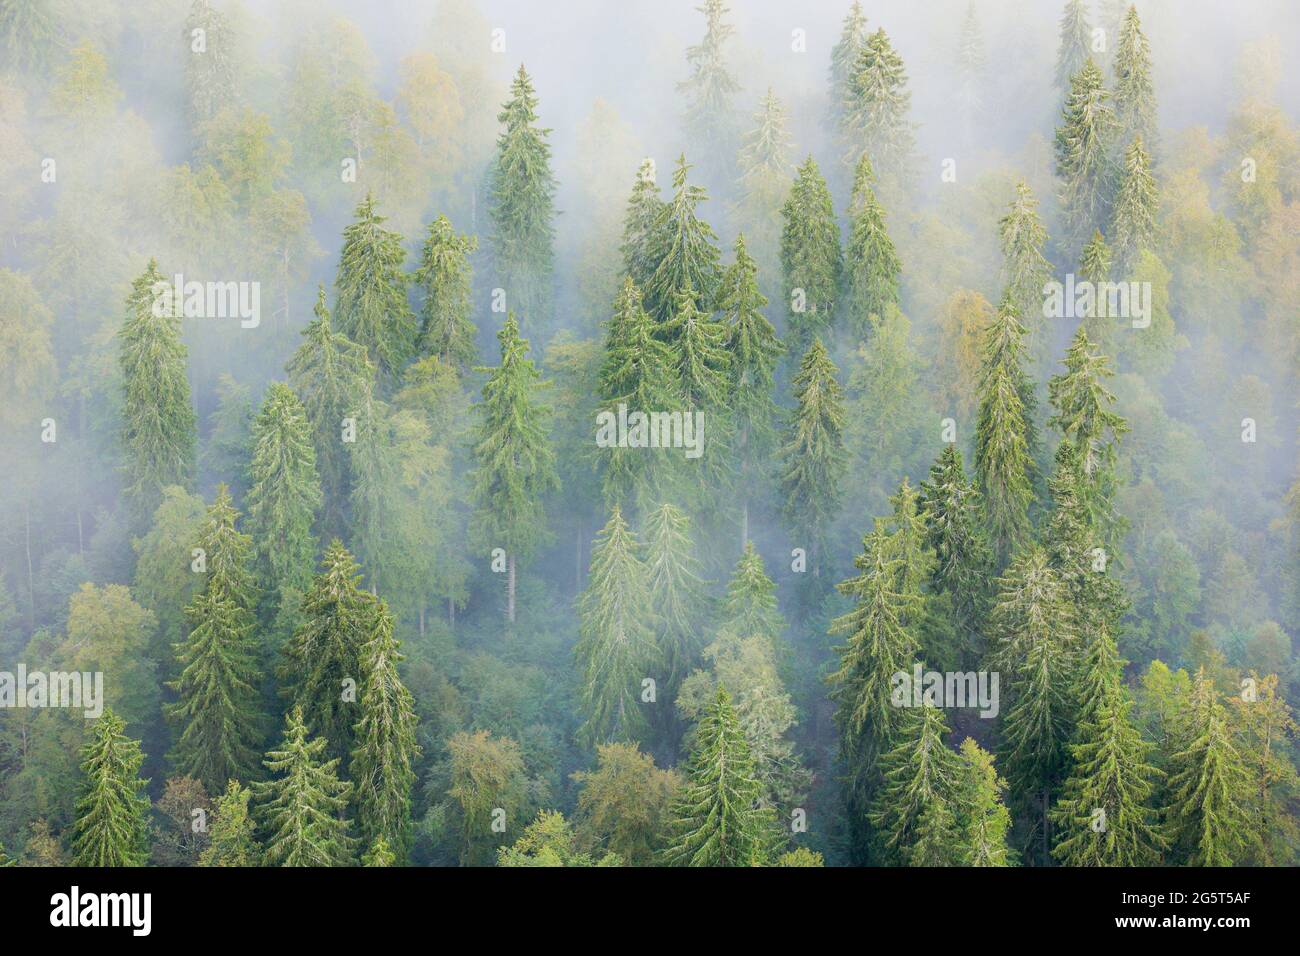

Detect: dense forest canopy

[0,0,1296,869]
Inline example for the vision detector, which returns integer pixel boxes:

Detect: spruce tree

[598,278,681,510]
[469,314,558,623]
[620,159,666,295]
[1055,58,1116,252]
[955,2,986,147]
[664,686,777,866]
[828,1,869,128]
[918,444,994,667]
[184,0,238,131]
[990,547,1077,863]
[245,382,321,640]
[199,781,259,866]
[954,737,1014,866]
[642,503,709,699]
[1047,326,1129,545]
[1232,674,1300,866]
[254,707,355,867]
[1111,136,1157,277]
[870,702,963,865]
[737,88,794,184]
[778,340,847,577]
[719,235,783,543]
[998,182,1054,365]
[780,155,842,354]
[1112,6,1158,159]
[828,527,924,859]
[1043,441,1127,642]
[1054,0,1092,98]
[119,258,197,517]
[678,0,740,183]
[166,485,263,794]
[1165,671,1254,866]
[841,29,914,189]
[286,287,375,539]
[1051,629,1164,866]
[734,91,792,297]
[1078,229,1116,351]
[334,193,414,378]
[280,540,377,759]
[665,287,731,412]
[722,541,785,644]
[362,837,396,867]
[574,507,659,746]
[414,214,478,369]
[350,601,420,860]
[72,709,151,867]
[643,155,723,323]
[843,153,901,341]
[489,65,557,327]
[973,294,1038,567]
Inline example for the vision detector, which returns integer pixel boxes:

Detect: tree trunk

[449,596,455,630]
[419,604,425,638]
[506,553,516,624]
[24,501,35,630]
[575,523,583,595]
[741,500,749,550]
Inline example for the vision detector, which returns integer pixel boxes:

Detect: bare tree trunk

[575,522,583,595]
[24,502,35,630]
[449,596,455,629]
[741,500,749,550]
[419,604,425,638]
[506,553,516,624]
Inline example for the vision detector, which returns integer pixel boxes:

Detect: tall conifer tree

[870,702,962,865]
[1051,629,1164,866]
[414,214,478,369]
[644,155,723,323]
[998,182,1053,365]
[1112,6,1158,158]
[678,0,740,184]
[1165,671,1255,866]
[1054,0,1092,97]
[72,709,151,867]
[246,382,321,640]
[780,156,841,354]
[828,1,869,129]
[469,315,558,622]
[1111,135,1157,277]
[1055,58,1116,252]
[778,340,846,577]
[489,65,557,327]
[843,154,901,341]
[286,288,374,539]
[254,707,355,867]
[664,686,777,866]
[973,295,1038,567]
[574,507,659,746]
[350,601,420,860]
[167,485,263,793]
[598,279,680,511]
[990,547,1077,863]
[280,541,377,759]
[842,29,914,189]
[119,258,197,517]
[642,503,708,700]
[620,160,665,296]
[334,193,414,378]
[719,235,782,543]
